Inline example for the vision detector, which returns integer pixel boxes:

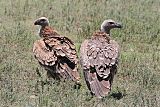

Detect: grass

[0,0,160,107]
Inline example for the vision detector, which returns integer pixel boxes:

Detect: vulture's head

[34,17,49,27]
[100,19,122,34]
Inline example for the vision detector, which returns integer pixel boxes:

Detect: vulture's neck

[105,30,110,35]
[101,27,111,35]
[93,31,110,43]
[39,26,60,38]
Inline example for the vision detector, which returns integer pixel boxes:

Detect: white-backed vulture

[33,17,80,85]
[80,19,122,98]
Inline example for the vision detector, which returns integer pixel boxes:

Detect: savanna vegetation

[0,0,160,107]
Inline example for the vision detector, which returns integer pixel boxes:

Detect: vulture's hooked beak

[115,22,122,28]
[34,20,40,25]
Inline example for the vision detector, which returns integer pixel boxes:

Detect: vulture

[33,17,80,85]
[80,19,122,98]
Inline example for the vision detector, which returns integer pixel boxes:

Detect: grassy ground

[0,0,160,107]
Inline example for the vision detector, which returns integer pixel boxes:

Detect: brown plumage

[80,19,122,98]
[33,17,80,84]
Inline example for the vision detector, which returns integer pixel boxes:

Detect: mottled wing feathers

[33,39,57,66]
[80,32,119,98]
[45,36,80,81]
[88,37,119,67]
[80,40,90,69]
[33,36,80,82]
[44,37,77,63]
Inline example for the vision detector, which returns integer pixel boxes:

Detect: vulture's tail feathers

[84,68,111,98]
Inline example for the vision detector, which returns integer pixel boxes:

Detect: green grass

[0,0,160,107]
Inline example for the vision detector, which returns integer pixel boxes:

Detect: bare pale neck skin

[101,27,111,35]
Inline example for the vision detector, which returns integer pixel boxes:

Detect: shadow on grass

[109,91,127,100]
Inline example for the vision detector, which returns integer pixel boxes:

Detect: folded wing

[33,36,80,82]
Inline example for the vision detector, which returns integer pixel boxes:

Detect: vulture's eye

[109,22,114,24]
[41,19,46,22]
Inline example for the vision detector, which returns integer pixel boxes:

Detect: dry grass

[0,0,160,107]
